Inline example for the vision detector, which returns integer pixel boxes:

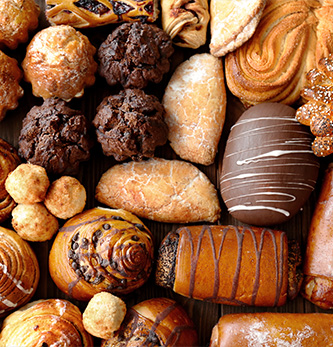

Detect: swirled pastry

[0,226,39,317]
[161,0,209,49]
[225,0,333,106]
[0,138,20,224]
[102,297,198,346]
[49,207,154,301]
[0,299,93,346]
[46,0,159,28]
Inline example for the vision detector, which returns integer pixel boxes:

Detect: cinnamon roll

[49,207,154,301]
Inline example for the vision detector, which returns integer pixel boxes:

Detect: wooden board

[0,1,332,345]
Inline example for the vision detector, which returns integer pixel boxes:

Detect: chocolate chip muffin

[18,98,93,175]
[98,22,174,89]
[93,89,168,161]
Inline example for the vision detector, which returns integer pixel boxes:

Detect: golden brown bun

[102,297,198,346]
[210,0,266,57]
[161,0,209,49]
[0,226,39,317]
[156,225,302,307]
[0,299,93,346]
[0,138,20,223]
[49,207,154,301]
[225,0,333,106]
[95,158,221,223]
[163,53,226,166]
[302,163,333,309]
[210,313,333,346]
[46,0,159,28]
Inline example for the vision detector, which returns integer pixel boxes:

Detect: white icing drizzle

[0,263,34,295]
[228,205,290,217]
[0,296,17,308]
[224,192,296,204]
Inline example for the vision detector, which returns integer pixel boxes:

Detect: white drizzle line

[0,263,34,295]
[228,205,290,217]
[224,192,296,204]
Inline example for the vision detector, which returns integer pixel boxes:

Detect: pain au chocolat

[49,207,154,301]
[156,225,302,307]
[220,103,319,226]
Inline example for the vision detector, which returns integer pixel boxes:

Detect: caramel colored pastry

[95,158,221,223]
[0,299,93,346]
[0,226,39,317]
[83,292,127,339]
[46,0,159,28]
[49,207,154,301]
[5,164,49,204]
[225,0,333,106]
[0,0,40,49]
[210,313,333,347]
[156,225,302,307]
[22,25,97,101]
[102,297,198,346]
[161,0,209,49]
[296,54,333,157]
[44,176,86,219]
[302,163,333,309]
[11,203,59,242]
[0,51,24,122]
[0,138,20,223]
[210,0,266,57]
[163,53,226,165]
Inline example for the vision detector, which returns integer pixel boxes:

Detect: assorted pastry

[2,0,333,345]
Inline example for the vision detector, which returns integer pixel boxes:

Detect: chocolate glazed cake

[220,102,320,226]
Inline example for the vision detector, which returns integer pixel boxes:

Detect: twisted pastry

[0,226,39,317]
[49,207,154,301]
[0,299,93,346]
[0,138,20,223]
[225,0,333,106]
[102,298,198,346]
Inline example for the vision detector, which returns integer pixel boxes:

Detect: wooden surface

[0,1,332,346]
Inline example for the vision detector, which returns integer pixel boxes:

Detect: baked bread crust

[210,0,266,57]
[163,53,226,165]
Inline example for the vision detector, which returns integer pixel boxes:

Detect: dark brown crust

[287,240,303,301]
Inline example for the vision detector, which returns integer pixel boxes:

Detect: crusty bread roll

[163,53,226,166]
[156,225,302,307]
[210,0,266,57]
[210,313,333,346]
[95,158,221,223]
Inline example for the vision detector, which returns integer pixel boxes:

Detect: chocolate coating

[220,103,319,226]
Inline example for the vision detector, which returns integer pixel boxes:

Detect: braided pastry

[0,299,93,346]
[45,0,159,28]
[296,54,333,157]
[0,138,20,223]
[49,207,154,301]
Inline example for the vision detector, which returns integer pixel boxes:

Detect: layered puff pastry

[163,53,226,166]
[46,0,159,28]
[161,0,209,49]
[225,0,333,107]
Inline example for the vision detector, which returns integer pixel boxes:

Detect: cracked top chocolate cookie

[93,89,168,161]
[98,22,174,89]
[18,98,93,175]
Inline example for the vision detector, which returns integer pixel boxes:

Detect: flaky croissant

[102,297,198,346]
[0,299,93,346]
[49,207,154,301]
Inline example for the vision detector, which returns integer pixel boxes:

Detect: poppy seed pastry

[220,103,320,226]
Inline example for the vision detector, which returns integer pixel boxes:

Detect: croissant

[45,0,159,28]
[102,297,198,346]
[0,226,39,317]
[161,0,209,49]
[156,225,302,307]
[49,207,154,301]
[0,138,20,223]
[0,299,93,346]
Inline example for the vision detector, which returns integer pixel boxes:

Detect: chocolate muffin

[98,22,174,89]
[18,98,93,175]
[93,89,168,161]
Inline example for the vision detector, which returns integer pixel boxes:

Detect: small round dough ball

[44,176,86,219]
[5,163,50,203]
[11,203,59,242]
[83,292,127,340]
